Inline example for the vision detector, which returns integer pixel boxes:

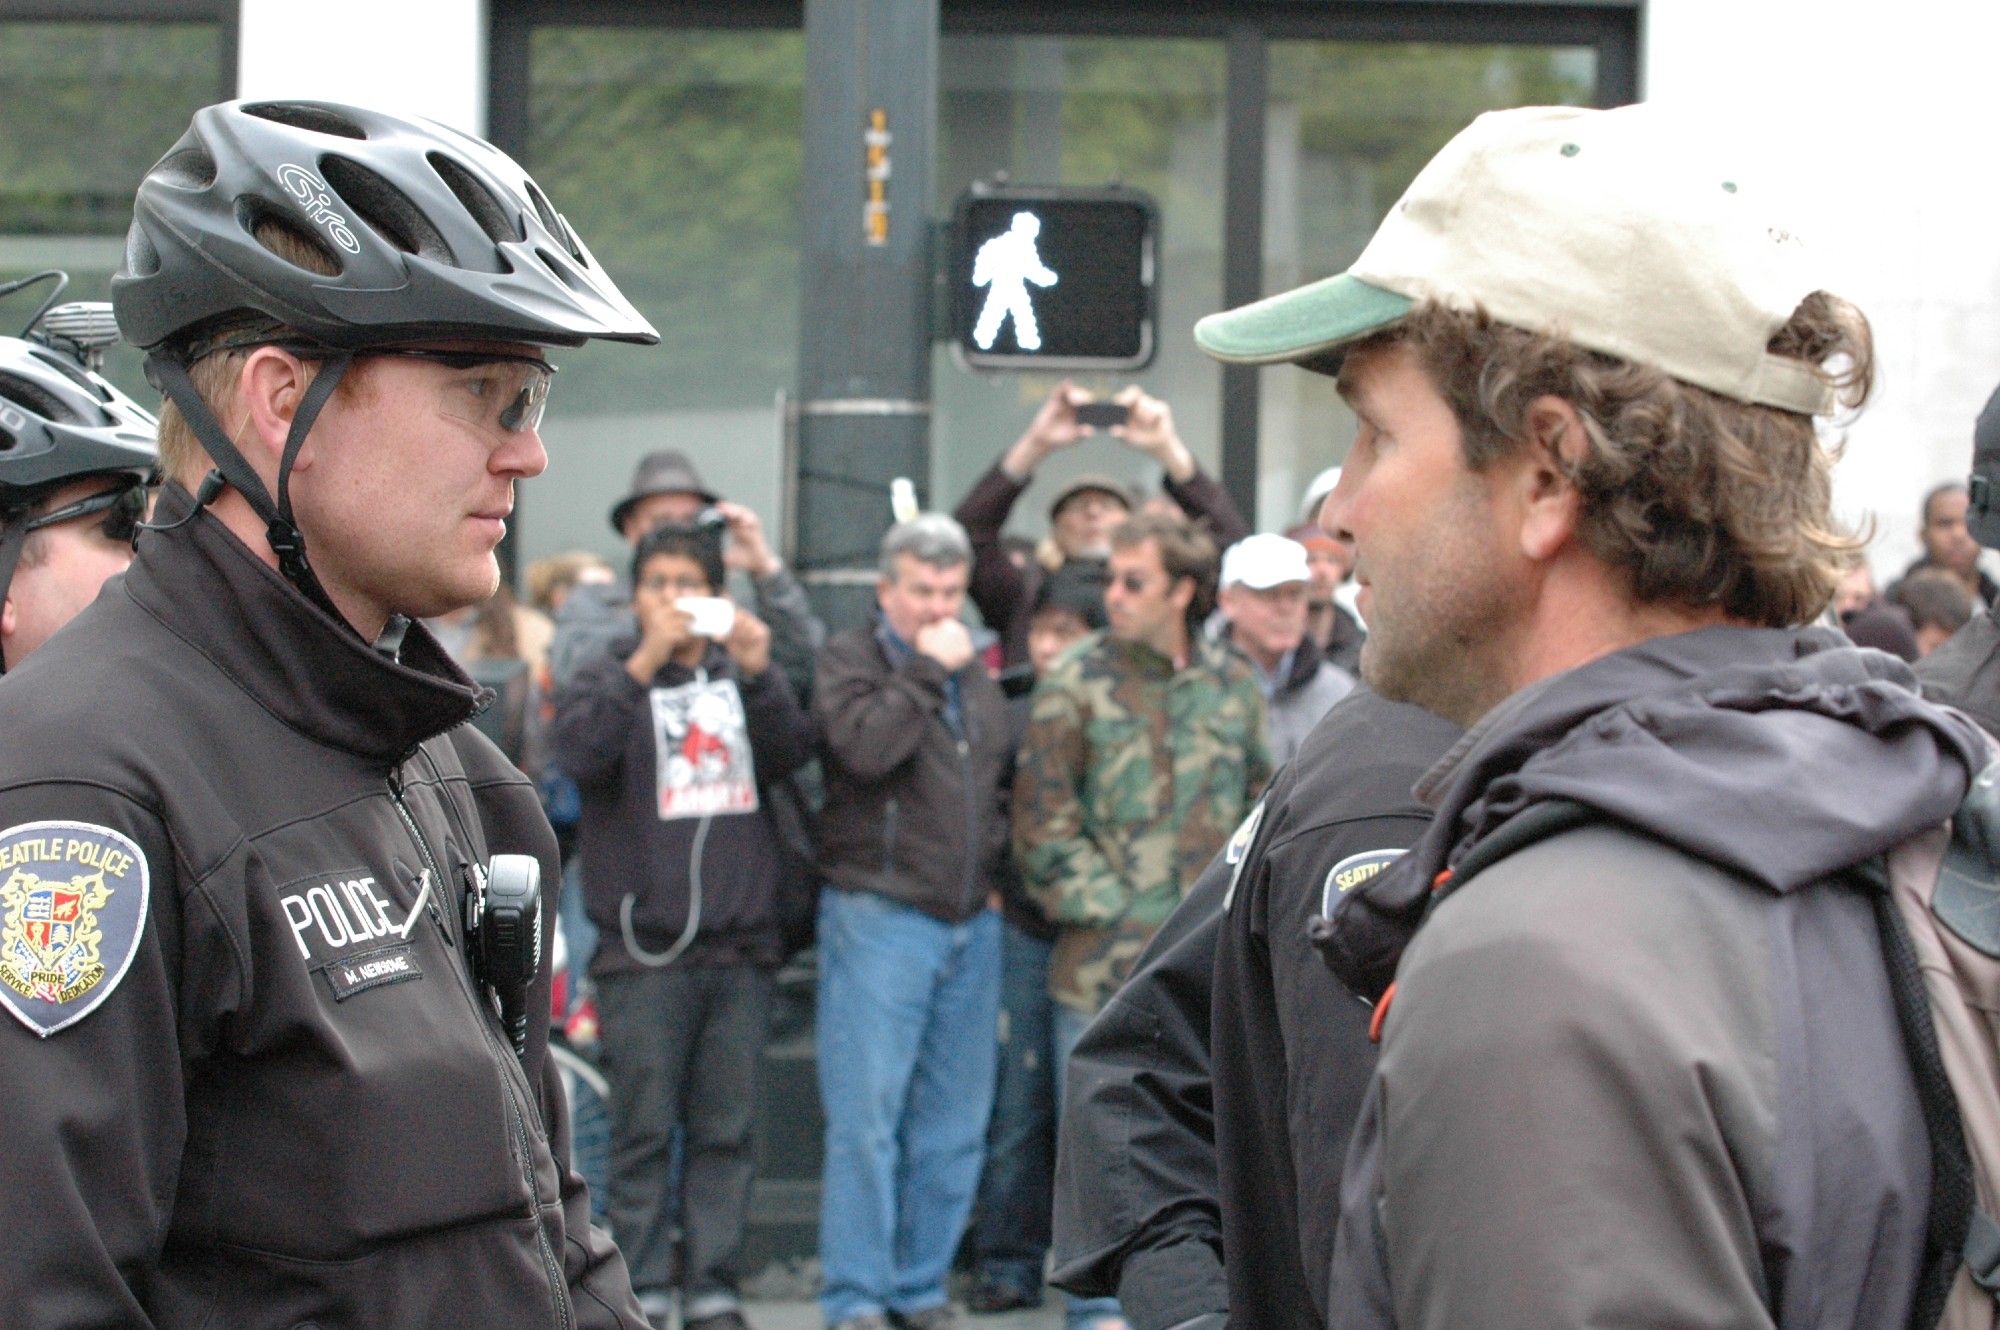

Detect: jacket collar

[123,482,483,763]
[1101,628,1230,679]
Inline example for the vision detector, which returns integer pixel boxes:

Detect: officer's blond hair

[153,219,344,488]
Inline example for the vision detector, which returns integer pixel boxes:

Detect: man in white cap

[1214,533,1352,766]
[1195,104,1986,1328]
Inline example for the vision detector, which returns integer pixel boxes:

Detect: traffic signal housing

[948,183,1159,371]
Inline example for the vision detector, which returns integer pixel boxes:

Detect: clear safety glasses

[358,347,557,436]
[26,480,149,546]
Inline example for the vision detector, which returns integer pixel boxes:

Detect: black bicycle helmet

[0,333,158,671]
[0,335,157,509]
[108,100,657,646]
[113,99,659,352]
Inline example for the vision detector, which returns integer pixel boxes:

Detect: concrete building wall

[237,0,486,135]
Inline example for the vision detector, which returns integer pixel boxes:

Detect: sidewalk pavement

[735,1301,1062,1330]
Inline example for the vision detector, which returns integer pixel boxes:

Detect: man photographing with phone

[550,448,826,700]
[551,522,815,1330]
[954,382,1248,669]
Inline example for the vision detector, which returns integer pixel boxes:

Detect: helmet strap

[145,348,354,624]
[0,518,31,677]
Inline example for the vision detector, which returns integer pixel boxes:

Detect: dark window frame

[490,0,1639,519]
[0,0,237,103]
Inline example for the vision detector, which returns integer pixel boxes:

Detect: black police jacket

[0,484,645,1329]
[1919,606,2000,738]
[1051,688,1458,1330]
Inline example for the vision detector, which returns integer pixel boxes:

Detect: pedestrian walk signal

[950,185,1158,371]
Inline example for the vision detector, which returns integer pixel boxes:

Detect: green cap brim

[1193,273,1413,369]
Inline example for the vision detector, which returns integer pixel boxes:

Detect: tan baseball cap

[1194,104,1838,416]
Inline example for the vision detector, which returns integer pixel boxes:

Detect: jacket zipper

[958,737,978,917]
[387,762,572,1330]
[883,796,899,877]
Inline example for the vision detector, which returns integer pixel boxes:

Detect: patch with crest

[0,821,150,1037]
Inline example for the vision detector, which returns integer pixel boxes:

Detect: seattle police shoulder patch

[1321,848,1403,920]
[0,820,150,1037]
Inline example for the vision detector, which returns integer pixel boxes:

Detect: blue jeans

[559,856,597,1009]
[971,920,1057,1298]
[1054,1003,1125,1329]
[816,889,1001,1325]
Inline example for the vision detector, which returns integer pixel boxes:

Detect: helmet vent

[556,215,587,265]
[535,247,592,296]
[320,155,452,262]
[0,372,71,423]
[242,102,368,140]
[429,152,519,248]
[26,348,109,413]
[152,146,216,191]
[239,201,343,278]
[522,179,564,241]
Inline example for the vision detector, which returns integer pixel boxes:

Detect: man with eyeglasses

[0,100,661,1330]
[0,335,157,673]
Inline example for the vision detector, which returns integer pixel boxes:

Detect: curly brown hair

[1356,295,1871,627]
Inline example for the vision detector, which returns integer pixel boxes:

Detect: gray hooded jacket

[1318,626,1990,1330]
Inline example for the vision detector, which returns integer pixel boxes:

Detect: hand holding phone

[677,596,737,639]
[1073,401,1131,429]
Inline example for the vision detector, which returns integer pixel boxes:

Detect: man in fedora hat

[551,447,824,700]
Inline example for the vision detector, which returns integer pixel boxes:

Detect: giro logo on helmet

[276,163,361,255]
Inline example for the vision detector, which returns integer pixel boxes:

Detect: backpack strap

[1969,1210,2000,1299]
[1857,855,1978,1330]
[1428,799,1600,913]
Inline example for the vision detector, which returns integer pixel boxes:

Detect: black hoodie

[551,637,814,973]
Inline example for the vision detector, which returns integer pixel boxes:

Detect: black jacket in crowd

[550,638,815,973]
[1919,605,2000,736]
[0,483,643,1329]
[1051,688,1460,1330]
[813,618,1012,923]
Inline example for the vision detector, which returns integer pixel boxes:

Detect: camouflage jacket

[1014,631,1271,1012]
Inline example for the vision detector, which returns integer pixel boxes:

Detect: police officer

[0,329,157,671]
[1920,379,2000,732]
[1049,689,1458,1330]
[0,100,658,1329]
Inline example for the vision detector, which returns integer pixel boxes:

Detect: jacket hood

[1317,624,1992,1003]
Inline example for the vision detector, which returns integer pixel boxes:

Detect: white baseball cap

[1221,533,1311,591]
[1194,104,1838,417]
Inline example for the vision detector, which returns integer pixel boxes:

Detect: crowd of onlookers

[1835,479,1992,659]
[426,378,1992,1330]
[427,383,1361,1330]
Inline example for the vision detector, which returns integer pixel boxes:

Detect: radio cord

[621,810,711,967]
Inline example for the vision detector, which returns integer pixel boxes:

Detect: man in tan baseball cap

[1192,104,1987,1328]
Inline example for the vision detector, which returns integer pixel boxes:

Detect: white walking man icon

[971,210,1059,352]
